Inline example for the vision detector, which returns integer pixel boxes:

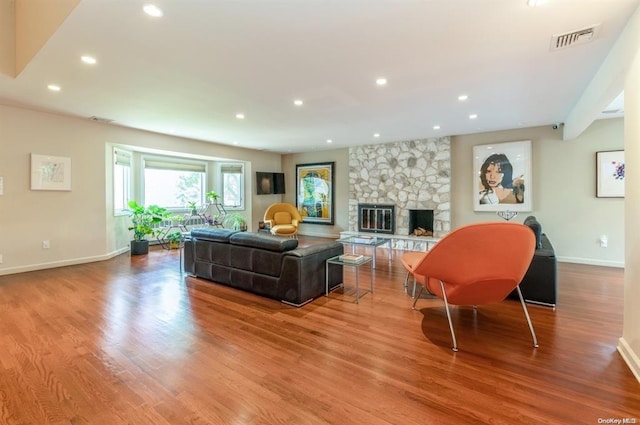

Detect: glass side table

[325,255,374,304]
[336,235,392,269]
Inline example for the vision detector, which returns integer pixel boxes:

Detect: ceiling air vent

[89,116,114,124]
[550,24,600,51]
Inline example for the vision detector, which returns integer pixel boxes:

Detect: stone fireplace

[348,137,450,238]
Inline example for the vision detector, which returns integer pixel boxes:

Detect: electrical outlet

[43,240,50,249]
[600,235,608,248]
[0,254,3,264]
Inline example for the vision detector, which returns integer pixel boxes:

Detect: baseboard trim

[557,256,624,268]
[0,247,129,276]
[617,337,640,383]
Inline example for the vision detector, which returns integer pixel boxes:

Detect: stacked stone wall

[348,137,451,237]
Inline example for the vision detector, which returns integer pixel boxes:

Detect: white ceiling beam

[563,4,640,141]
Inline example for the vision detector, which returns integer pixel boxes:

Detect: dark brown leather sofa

[509,216,558,308]
[183,228,344,306]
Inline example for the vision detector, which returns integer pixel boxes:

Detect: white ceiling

[0,0,636,153]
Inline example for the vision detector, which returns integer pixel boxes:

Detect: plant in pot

[206,191,220,204]
[166,231,183,249]
[187,201,198,215]
[127,200,168,255]
[223,213,248,231]
[169,214,185,226]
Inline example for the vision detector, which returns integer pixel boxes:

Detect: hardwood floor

[0,236,638,424]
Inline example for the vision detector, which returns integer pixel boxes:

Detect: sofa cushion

[230,231,298,252]
[191,228,239,242]
[524,216,543,249]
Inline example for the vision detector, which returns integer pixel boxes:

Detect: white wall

[0,105,108,273]
[451,120,624,267]
[0,104,281,275]
[619,35,640,381]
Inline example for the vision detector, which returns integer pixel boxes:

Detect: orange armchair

[409,222,537,351]
[401,251,426,298]
[264,203,302,238]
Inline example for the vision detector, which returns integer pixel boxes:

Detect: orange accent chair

[400,251,426,297]
[408,222,538,352]
[264,203,302,238]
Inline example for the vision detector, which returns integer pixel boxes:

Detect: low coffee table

[325,255,373,304]
[337,235,392,269]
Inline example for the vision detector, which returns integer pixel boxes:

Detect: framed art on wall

[30,154,72,191]
[596,150,625,198]
[296,162,335,225]
[473,140,532,212]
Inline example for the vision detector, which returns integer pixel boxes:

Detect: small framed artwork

[596,150,625,198]
[473,140,532,212]
[30,154,72,191]
[296,162,335,225]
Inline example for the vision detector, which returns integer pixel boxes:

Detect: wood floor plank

[0,238,638,424]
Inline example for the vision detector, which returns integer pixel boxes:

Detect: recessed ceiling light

[235,113,245,119]
[143,4,163,17]
[81,55,97,65]
[293,99,303,106]
[469,114,478,119]
[47,84,61,92]
[527,0,547,6]
[326,139,333,144]
[373,133,380,138]
[433,125,441,130]
[375,78,387,86]
[458,95,468,101]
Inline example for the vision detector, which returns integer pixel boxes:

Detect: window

[143,156,206,209]
[113,149,131,214]
[113,149,245,213]
[221,163,244,209]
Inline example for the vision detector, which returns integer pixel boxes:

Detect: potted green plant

[187,201,198,215]
[127,200,168,255]
[169,214,185,226]
[223,212,248,231]
[206,191,220,204]
[166,231,183,249]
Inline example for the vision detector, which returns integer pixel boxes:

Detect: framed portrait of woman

[473,140,532,212]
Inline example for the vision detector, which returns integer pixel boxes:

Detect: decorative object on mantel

[596,150,625,198]
[497,210,518,221]
[473,140,532,212]
[30,154,72,191]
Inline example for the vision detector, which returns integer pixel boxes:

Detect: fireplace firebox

[408,209,434,236]
[358,204,395,235]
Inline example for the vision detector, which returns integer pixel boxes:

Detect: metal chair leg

[440,280,458,352]
[516,285,539,348]
[412,285,424,309]
[411,276,418,298]
[403,271,410,294]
